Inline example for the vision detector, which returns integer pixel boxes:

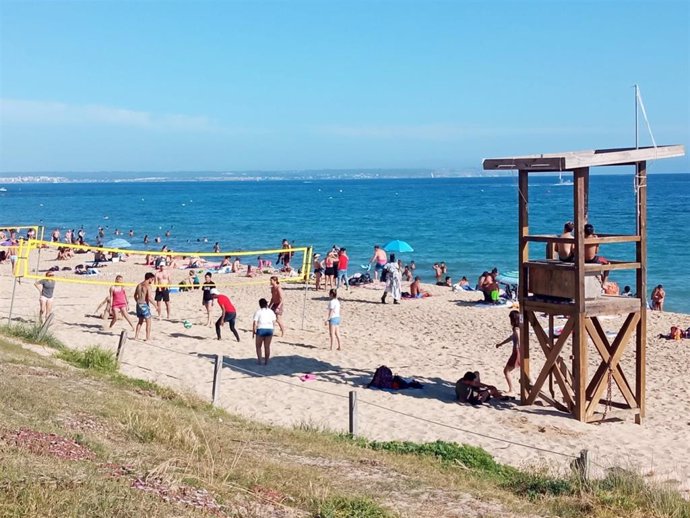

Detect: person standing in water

[495,310,521,394]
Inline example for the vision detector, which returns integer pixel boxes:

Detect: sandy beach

[2,249,689,495]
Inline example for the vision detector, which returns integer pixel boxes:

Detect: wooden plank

[525,235,573,244]
[573,168,587,421]
[564,145,685,169]
[584,261,641,273]
[518,170,530,403]
[525,234,640,245]
[523,299,576,315]
[585,234,641,244]
[482,145,685,171]
[584,296,641,316]
[483,157,564,171]
[636,161,647,423]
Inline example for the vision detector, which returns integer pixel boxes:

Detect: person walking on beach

[325,288,342,350]
[269,276,286,336]
[381,254,402,304]
[134,272,155,341]
[109,275,134,330]
[211,289,240,342]
[336,248,349,291]
[201,272,216,326]
[154,264,172,320]
[495,310,521,394]
[34,270,56,323]
[252,298,276,365]
[369,245,387,282]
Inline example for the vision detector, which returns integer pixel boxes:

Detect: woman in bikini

[495,310,521,394]
[109,275,135,330]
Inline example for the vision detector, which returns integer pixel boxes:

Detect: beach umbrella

[383,240,414,253]
[104,238,132,249]
[497,270,519,285]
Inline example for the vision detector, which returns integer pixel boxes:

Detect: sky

[0,0,688,173]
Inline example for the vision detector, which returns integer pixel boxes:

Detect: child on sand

[495,310,521,394]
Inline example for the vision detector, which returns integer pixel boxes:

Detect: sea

[1,173,689,313]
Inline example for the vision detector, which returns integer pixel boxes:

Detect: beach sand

[2,250,689,495]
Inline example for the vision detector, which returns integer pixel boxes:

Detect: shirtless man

[134,272,155,341]
[369,245,387,282]
[584,224,609,283]
[154,264,172,320]
[557,221,574,261]
[269,276,286,337]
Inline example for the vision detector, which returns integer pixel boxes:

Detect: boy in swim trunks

[134,272,155,341]
[154,264,172,320]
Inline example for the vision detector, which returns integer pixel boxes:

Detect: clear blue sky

[1,0,688,173]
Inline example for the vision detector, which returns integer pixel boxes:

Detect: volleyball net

[12,238,313,289]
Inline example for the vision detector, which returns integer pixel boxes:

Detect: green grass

[56,346,118,373]
[316,496,392,518]
[0,321,64,349]
[0,333,688,518]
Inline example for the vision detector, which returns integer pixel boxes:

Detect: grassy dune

[0,333,688,518]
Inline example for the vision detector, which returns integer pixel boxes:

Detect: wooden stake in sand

[349,390,358,436]
[116,330,127,366]
[212,354,222,406]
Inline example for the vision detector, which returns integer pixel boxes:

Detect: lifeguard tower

[483,145,685,423]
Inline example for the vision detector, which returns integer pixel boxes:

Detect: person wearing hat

[211,288,240,342]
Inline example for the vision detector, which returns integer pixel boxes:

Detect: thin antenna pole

[634,84,639,149]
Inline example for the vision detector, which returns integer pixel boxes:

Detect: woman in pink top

[109,275,135,330]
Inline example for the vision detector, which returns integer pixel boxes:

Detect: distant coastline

[0,169,686,184]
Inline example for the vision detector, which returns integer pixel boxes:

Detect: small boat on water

[555,172,573,186]
[0,188,7,192]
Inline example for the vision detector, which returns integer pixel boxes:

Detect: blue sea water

[1,174,689,313]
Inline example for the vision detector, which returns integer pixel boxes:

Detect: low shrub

[0,322,63,349]
[315,496,391,518]
[57,346,118,373]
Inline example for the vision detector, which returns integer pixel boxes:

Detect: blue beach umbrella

[383,240,414,253]
[104,238,132,249]
[497,270,520,285]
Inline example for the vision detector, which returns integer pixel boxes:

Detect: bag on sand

[368,365,393,389]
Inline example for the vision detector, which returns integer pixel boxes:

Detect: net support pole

[34,226,44,274]
[7,276,18,326]
[301,246,312,330]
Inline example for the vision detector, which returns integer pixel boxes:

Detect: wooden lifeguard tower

[483,145,685,423]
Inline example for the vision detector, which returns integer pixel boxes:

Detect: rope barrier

[131,347,576,460]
